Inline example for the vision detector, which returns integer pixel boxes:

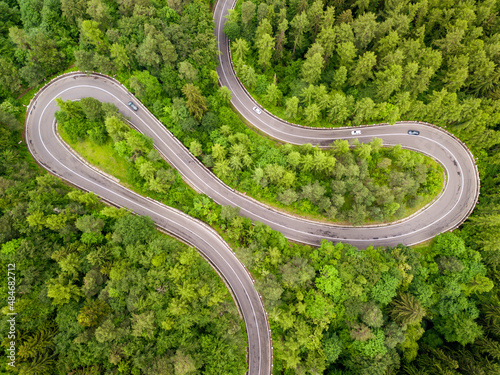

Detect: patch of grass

[59,126,130,185]
[55,70,444,228]
[57,123,248,258]
[410,238,434,252]
[232,107,446,225]
[411,239,432,248]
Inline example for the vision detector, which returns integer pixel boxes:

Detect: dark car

[128,101,138,111]
[408,130,420,135]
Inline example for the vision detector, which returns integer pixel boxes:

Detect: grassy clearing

[410,238,434,252]
[55,70,444,228]
[59,126,130,186]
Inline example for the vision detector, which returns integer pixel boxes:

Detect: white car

[252,106,262,115]
[351,130,362,135]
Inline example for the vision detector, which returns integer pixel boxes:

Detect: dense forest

[0,113,246,373]
[25,99,500,374]
[224,0,500,147]
[53,96,498,373]
[0,0,499,374]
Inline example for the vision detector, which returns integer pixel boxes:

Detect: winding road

[213,0,479,248]
[24,2,479,375]
[24,74,272,375]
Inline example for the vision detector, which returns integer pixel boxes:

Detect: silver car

[128,101,138,111]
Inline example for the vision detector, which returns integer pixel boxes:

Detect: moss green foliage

[60,96,443,226]
[0,0,218,107]
[232,228,495,373]
[1,0,445,227]
[57,98,201,217]
[224,1,500,368]
[1,98,495,374]
[54,98,497,374]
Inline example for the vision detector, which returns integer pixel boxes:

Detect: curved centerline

[212,0,477,247]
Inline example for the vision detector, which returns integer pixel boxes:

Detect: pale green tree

[182,83,207,121]
[301,153,315,172]
[304,103,321,124]
[336,41,357,68]
[327,93,351,123]
[241,1,256,30]
[332,139,350,155]
[352,12,378,50]
[314,85,330,111]
[232,38,249,62]
[189,140,202,157]
[211,144,226,161]
[46,278,82,306]
[317,27,336,62]
[373,64,403,101]
[284,96,300,119]
[214,159,231,179]
[240,64,257,88]
[307,0,324,39]
[442,55,469,92]
[320,5,336,29]
[302,44,325,84]
[131,311,156,339]
[300,84,317,106]
[264,83,282,106]
[287,151,302,168]
[80,20,107,52]
[331,66,348,89]
[256,33,274,69]
[255,18,272,42]
[349,51,377,86]
[178,61,198,82]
